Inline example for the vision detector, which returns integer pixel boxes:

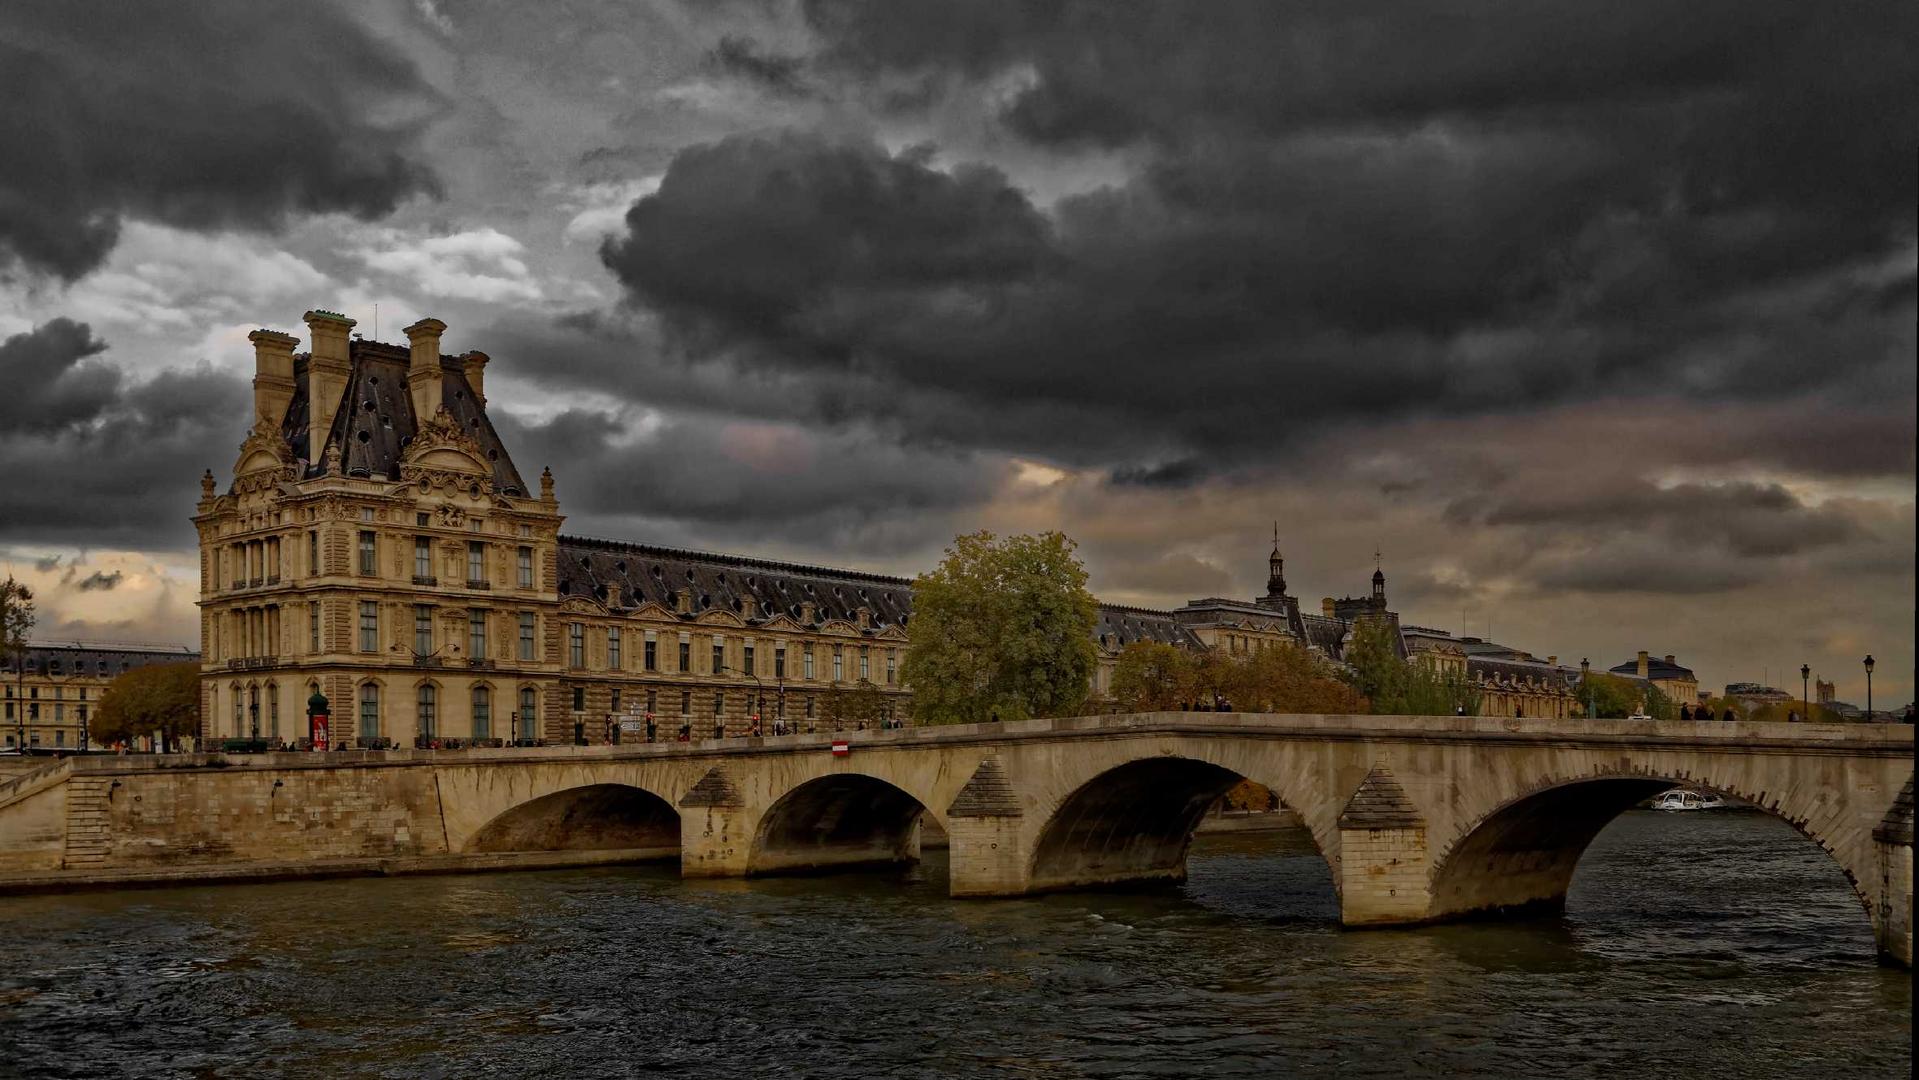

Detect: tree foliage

[1,574,33,667]
[1112,638,1367,714]
[92,661,200,751]
[1577,672,1676,720]
[1344,619,1479,715]
[901,531,1099,725]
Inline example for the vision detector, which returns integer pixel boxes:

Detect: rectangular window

[472,687,491,740]
[569,623,585,668]
[742,640,755,677]
[360,507,375,522]
[608,627,622,670]
[678,634,691,672]
[610,689,622,714]
[711,637,725,676]
[886,648,897,686]
[360,684,380,740]
[774,645,786,679]
[805,696,815,719]
[571,686,585,712]
[467,541,486,585]
[359,601,379,653]
[645,690,657,714]
[469,611,487,659]
[680,690,691,716]
[804,645,815,681]
[309,604,321,653]
[518,524,532,539]
[859,646,870,682]
[308,531,319,576]
[517,546,534,589]
[358,531,376,575]
[832,646,843,684]
[414,537,433,582]
[713,692,724,717]
[414,604,434,656]
[644,631,658,671]
[519,613,536,660]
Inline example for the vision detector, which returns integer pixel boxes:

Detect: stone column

[677,766,753,878]
[945,757,1031,897]
[1335,764,1434,926]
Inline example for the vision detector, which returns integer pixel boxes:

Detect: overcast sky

[2,0,1912,705]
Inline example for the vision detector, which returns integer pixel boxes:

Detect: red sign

[830,740,850,757]
[310,714,330,752]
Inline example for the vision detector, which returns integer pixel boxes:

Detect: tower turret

[1265,522,1287,598]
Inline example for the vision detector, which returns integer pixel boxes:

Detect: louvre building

[195,311,1563,748]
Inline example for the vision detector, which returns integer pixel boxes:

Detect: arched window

[472,686,491,741]
[519,686,537,740]
[359,683,381,742]
[418,684,437,741]
[231,686,243,737]
[267,684,280,739]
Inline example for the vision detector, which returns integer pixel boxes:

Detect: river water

[0,812,1908,1079]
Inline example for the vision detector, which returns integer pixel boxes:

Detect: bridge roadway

[0,712,1911,965]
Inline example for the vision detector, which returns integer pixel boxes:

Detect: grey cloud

[707,35,813,98]
[75,570,122,592]
[32,556,62,573]
[0,1,441,280]
[0,319,118,433]
[0,354,251,550]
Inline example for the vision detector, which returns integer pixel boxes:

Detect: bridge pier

[1334,765,1435,925]
[945,757,1031,896]
[677,767,752,878]
[1873,779,1913,967]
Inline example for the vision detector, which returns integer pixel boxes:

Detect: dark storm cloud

[1452,479,1860,559]
[0,319,118,433]
[0,1,441,280]
[585,1,1913,477]
[0,335,250,549]
[492,408,1006,553]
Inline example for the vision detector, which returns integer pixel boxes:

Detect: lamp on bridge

[1580,658,1591,719]
[1801,664,1811,722]
[1863,655,1874,718]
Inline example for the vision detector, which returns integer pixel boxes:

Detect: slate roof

[279,343,527,495]
[2,641,201,677]
[1467,656,1580,689]
[1297,613,1351,657]
[556,535,1201,647]
[1608,655,1696,680]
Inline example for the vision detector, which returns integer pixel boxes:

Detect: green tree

[1223,642,1370,714]
[1578,672,1676,719]
[1110,641,1197,711]
[843,679,887,728]
[1343,620,1476,715]
[901,531,1099,725]
[92,662,200,752]
[2,575,33,743]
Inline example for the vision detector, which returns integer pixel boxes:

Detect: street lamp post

[510,710,519,745]
[1863,655,1874,718]
[1580,658,1591,719]
[1801,664,1811,722]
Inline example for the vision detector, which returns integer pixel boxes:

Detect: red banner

[310,714,329,752]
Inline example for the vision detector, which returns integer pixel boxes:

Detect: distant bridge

[0,713,1910,965]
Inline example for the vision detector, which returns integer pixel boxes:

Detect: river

[0,811,1908,1079]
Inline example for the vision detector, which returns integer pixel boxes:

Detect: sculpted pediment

[627,601,678,623]
[873,625,909,642]
[560,595,607,615]
[695,609,746,627]
[818,619,859,637]
[756,614,803,633]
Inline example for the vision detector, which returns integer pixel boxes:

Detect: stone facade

[3,642,199,751]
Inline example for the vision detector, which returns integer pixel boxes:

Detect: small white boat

[1649,789,1725,811]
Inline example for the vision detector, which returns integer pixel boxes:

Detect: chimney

[302,310,356,454]
[248,329,299,430]
[800,600,817,625]
[742,595,760,620]
[1547,656,1557,666]
[1664,654,1675,665]
[1322,597,1335,617]
[404,318,446,421]
[675,587,693,615]
[1636,650,1649,678]
[606,580,623,608]
[461,350,489,406]
[856,606,872,630]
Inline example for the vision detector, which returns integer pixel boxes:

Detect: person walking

[1722,706,1736,722]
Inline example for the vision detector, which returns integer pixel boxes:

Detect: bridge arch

[1427,768,1878,925]
[749,772,938,876]
[466,782,681,857]
[1026,754,1330,893]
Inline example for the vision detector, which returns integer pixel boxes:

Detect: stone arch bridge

[0,713,1910,965]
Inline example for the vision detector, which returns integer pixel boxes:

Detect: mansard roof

[1467,655,1580,688]
[556,534,1201,646]
[1608,655,1696,680]
[2,641,201,677]
[1297,613,1351,658]
[279,341,527,495]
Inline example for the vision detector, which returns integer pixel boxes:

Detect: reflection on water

[0,812,1907,1079]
